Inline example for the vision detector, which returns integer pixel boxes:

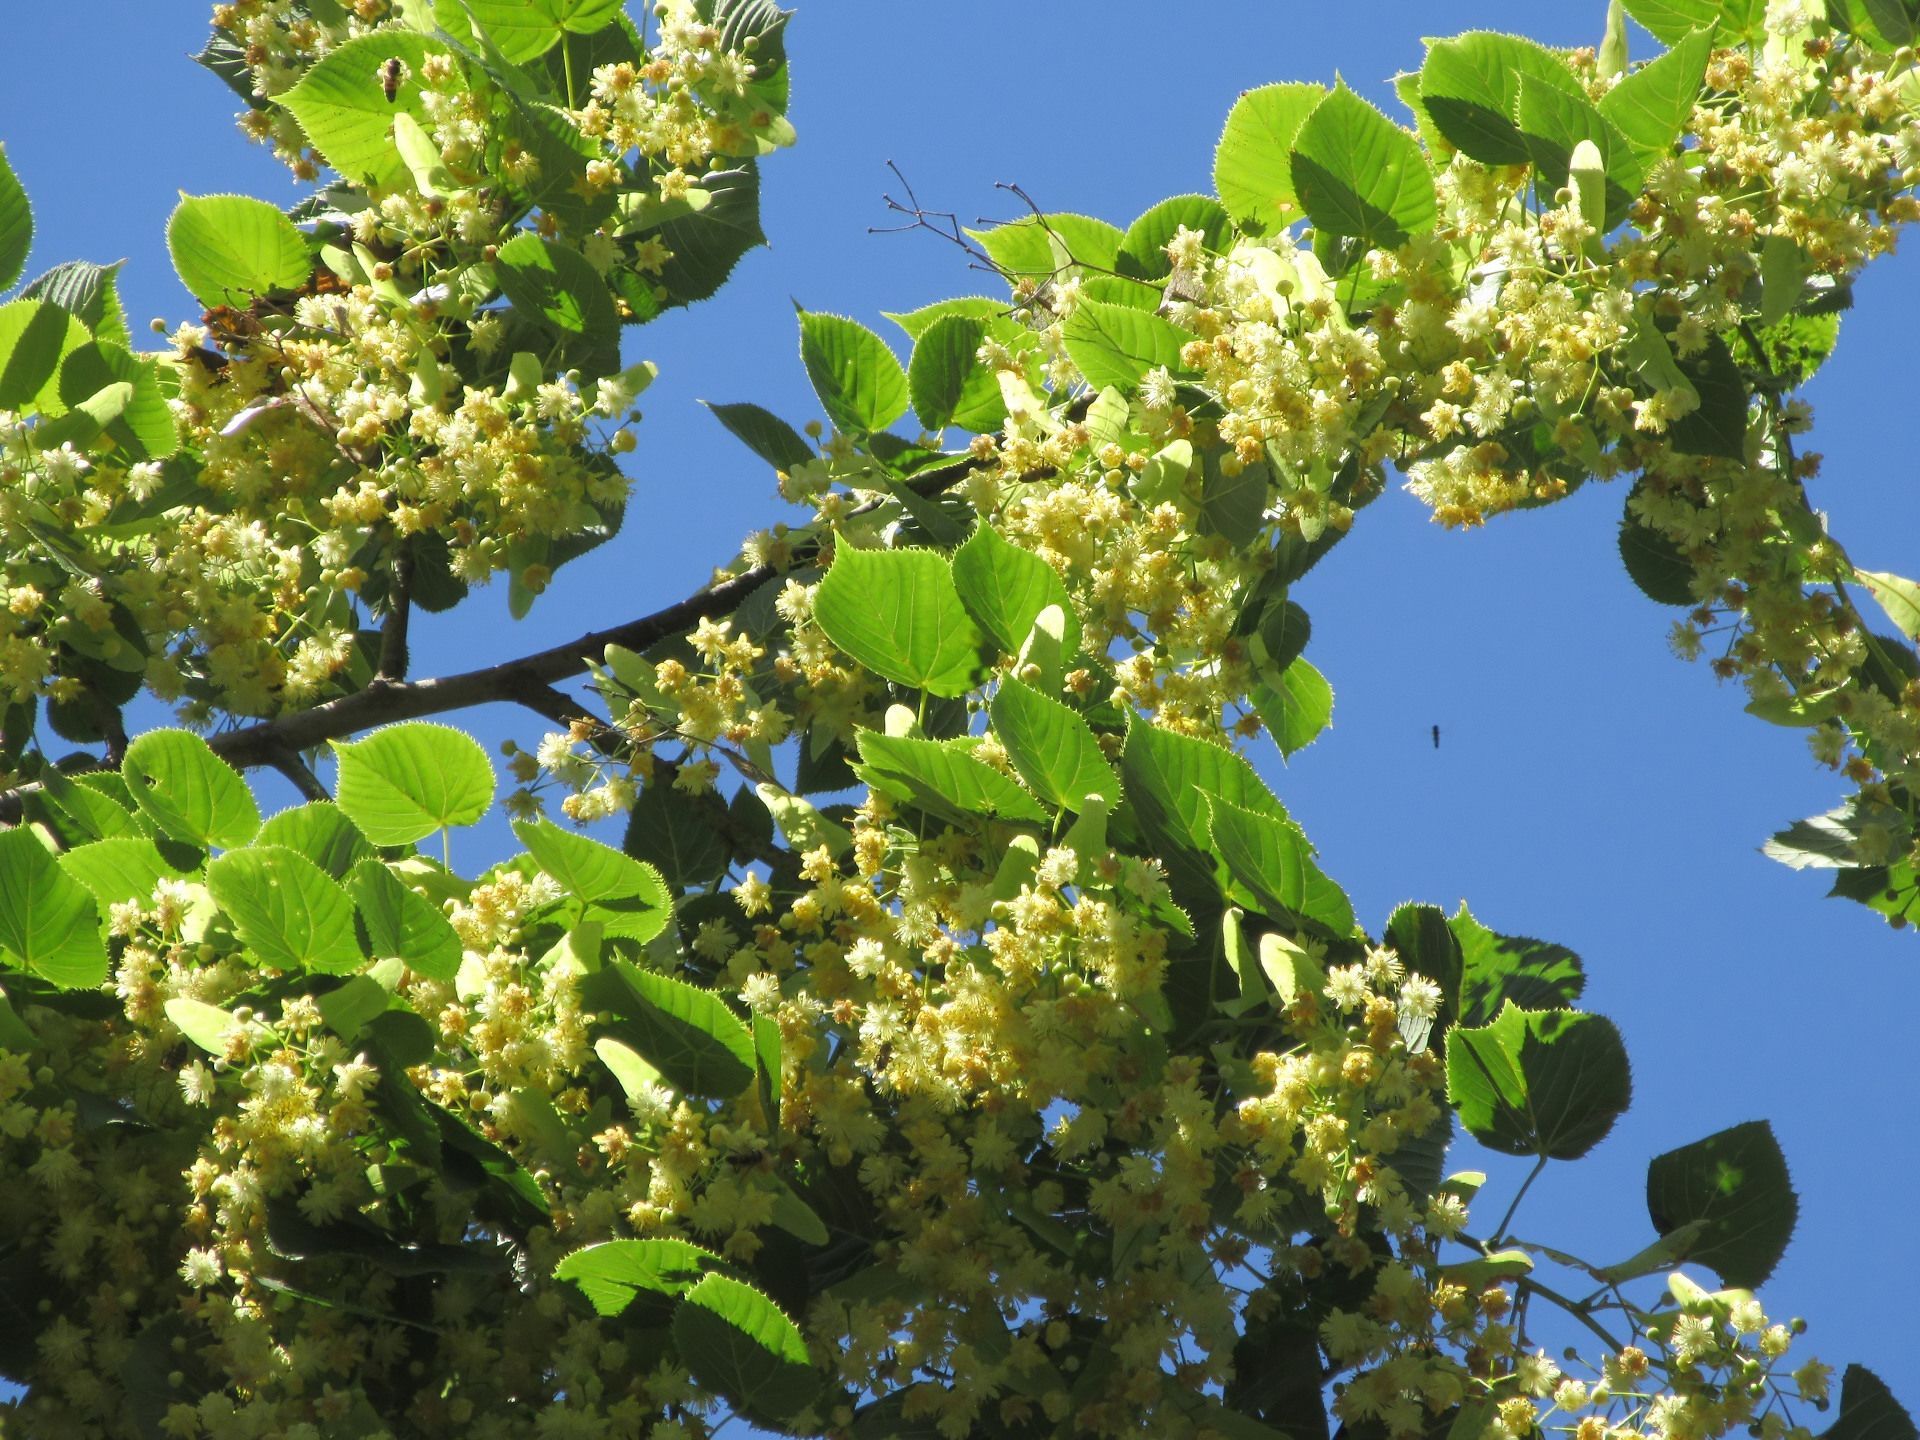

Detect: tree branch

[207,557,784,772]
[0,445,1009,823]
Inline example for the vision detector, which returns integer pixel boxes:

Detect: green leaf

[1446,1002,1632,1160]
[0,984,35,1052]
[1213,83,1327,237]
[1387,902,1464,1048]
[1204,795,1354,935]
[622,783,731,892]
[1623,0,1764,45]
[798,309,909,436]
[1199,452,1269,549]
[1061,298,1194,394]
[1515,77,1641,230]
[989,677,1119,814]
[347,859,461,982]
[1599,28,1712,170]
[968,213,1123,279]
[907,312,986,433]
[1858,570,1920,644]
[0,144,30,294]
[1449,904,1585,1028]
[207,845,364,974]
[28,769,139,845]
[0,299,89,414]
[883,295,1007,342]
[673,1273,820,1425]
[122,730,260,849]
[454,0,573,61]
[1831,0,1920,49]
[583,959,755,1097]
[58,838,187,914]
[493,232,619,372]
[1119,718,1296,915]
[1618,485,1696,606]
[55,341,178,461]
[0,829,107,989]
[854,732,1049,825]
[315,974,390,1041]
[814,545,983,697]
[1419,32,1585,166]
[1645,1120,1798,1287]
[1116,195,1233,281]
[951,523,1081,661]
[555,1238,722,1317]
[1668,335,1751,462]
[19,259,129,347]
[769,1180,829,1246]
[514,819,672,940]
[166,195,310,310]
[332,723,495,845]
[1818,1367,1916,1440]
[1254,657,1333,759]
[279,32,455,188]
[703,400,813,471]
[256,803,374,881]
[166,997,238,1055]
[594,1034,669,1104]
[654,164,766,308]
[1290,82,1436,251]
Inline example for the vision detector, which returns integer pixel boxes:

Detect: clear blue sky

[1,0,1915,1404]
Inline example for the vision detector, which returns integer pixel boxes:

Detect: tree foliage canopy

[0,1,1916,1437]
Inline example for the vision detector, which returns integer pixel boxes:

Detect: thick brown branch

[207,560,782,771]
[0,448,1004,824]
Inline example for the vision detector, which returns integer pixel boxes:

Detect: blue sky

[1,0,1916,1406]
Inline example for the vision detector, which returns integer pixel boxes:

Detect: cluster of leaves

[0,0,1918,1438]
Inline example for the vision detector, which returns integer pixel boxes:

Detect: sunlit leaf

[279,32,457,189]
[989,677,1118,814]
[814,545,983,697]
[854,732,1049,825]
[554,1237,721,1316]
[348,859,462,981]
[581,960,755,1097]
[207,845,364,974]
[906,312,987,433]
[256,803,375,881]
[167,194,310,310]
[122,730,259,850]
[1213,83,1326,237]
[1060,298,1194,394]
[1419,31,1585,165]
[1598,28,1712,169]
[1289,82,1436,250]
[332,723,495,846]
[166,997,238,1055]
[951,523,1081,661]
[1254,657,1333,759]
[1116,194,1232,281]
[514,819,671,941]
[798,309,909,436]
[0,829,108,990]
